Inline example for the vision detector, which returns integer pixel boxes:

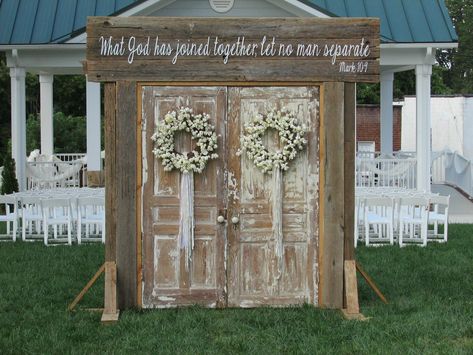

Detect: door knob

[231,216,239,224]
[217,215,226,224]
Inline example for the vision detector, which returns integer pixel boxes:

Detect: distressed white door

[141,86,227,308]
[227,87,320,307]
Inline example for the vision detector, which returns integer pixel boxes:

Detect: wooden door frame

[104,81,355,309]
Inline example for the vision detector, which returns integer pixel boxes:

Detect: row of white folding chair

[426,195,450,243]
[16,194,104,245]
[0,194,19,241]
[355,194,449,247]
[76,196,105,244]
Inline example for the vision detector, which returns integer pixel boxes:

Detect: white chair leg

[365,221,370,246]
[422,221,428,247]
[43,222,48,246]
[102,221,105,244]
[77,220,82,245]
[22,219,26,241]
[444,221,448,242]
[13,218,17,242]
[399,220,404,247]
[68,220,72,245]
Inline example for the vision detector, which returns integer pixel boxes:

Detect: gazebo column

[416,64,432,192]
[39,74,54,156]
[86,79,102,172]
[10,67,26,191]
[380,71,394,154]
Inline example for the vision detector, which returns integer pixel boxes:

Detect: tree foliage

[1,151,19,195]
[357,0,470,104]
[26,113,87,156]
[437,0,473,93]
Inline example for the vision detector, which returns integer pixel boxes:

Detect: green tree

[1,152,19,195]
[437,0,473,93]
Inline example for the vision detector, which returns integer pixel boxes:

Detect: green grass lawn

[1,224,473,354]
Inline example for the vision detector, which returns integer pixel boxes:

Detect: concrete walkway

[432,184,473,223]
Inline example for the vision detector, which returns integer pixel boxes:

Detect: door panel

[227,87,320,307]
[142,86,226,308]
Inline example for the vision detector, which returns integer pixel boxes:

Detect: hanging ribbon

[179,171,195,271]
[272,166,284,278]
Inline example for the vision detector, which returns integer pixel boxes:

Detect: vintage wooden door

[227,87,320,307]
[141,86,227,308]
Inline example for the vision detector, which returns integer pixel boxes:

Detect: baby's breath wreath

[238,107,308,278]
[151,107,218,174]
[151,107,218,270]
[238,108,307,174]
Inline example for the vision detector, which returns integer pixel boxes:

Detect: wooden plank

[88,17,380,37]
[343,260,359,314]
[136,84,143,308]
[87,171,104,187]
[344,82,356,261]
[104,83,117,263]
[318,85,325,306]
[115,81,137,309]
[87,59,379,83]
[86,17,380,83]
[68,263,105,311]
[319,82,345,309]
[340,309,369,321]
[356,262,388,304]
[102,261,119,323]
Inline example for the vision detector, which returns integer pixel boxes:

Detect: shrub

[1,153,19,195]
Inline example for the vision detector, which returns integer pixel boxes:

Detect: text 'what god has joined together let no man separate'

[98,35,372,69]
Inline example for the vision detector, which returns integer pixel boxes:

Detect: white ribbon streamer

[179,171,195,271]
[272,166,284,278]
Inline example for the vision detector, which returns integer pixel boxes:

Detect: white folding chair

[398,196,429,247]
[0,194,19,241]
[20,195,44,242]
[77,196,105,244]
[364,196,395,246]
[428,195,449,243]
[41,198,73,246]
[354,196,366,247]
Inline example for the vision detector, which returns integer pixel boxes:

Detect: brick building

[356,104,403,152]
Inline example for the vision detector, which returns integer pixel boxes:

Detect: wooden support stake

[101,261,120,323]
[68,263,105,311]
[343,260,359,314]
[356,262,388,304]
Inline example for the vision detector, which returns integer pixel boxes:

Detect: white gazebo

[0,0,458,191]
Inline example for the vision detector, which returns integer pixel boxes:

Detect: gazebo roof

[305,0,458,43]
[0,0,457,45]
[0,0,137,44]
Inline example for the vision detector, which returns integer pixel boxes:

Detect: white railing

[356,152,417,189]
[54,153,87,162]
[25,153,88,190]
[432,150,473,197]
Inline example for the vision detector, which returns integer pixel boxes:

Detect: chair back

[0,194,16,205]
[41,198,71,209]
[77,196,105,207]
[399,196,430,218]
[429,195,450,207]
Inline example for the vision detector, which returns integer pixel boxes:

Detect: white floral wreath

[151,107,218,173]
[238,108,307,173]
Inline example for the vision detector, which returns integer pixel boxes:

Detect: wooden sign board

[86,17,379,83]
